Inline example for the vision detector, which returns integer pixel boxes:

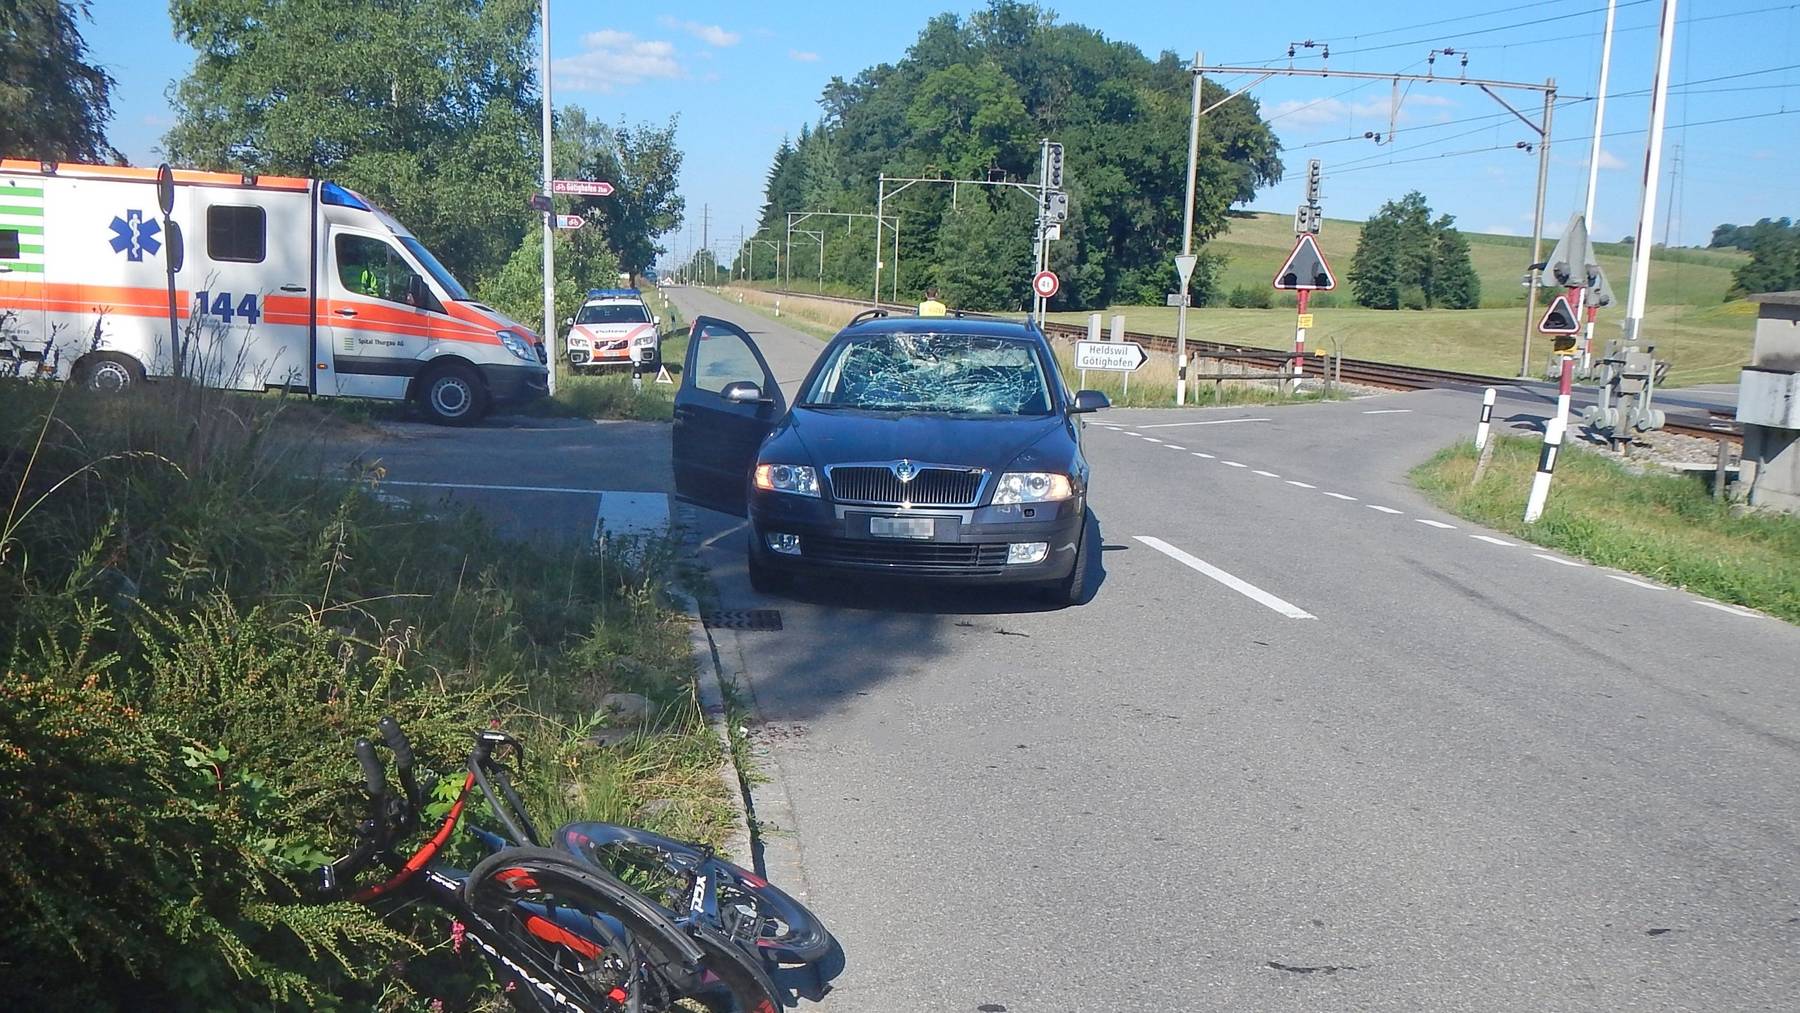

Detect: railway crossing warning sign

[1273,234,1336,291]
[1538,294,1580,335]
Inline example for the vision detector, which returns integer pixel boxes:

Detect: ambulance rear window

[207,205,266,263]
[0,229,17,260]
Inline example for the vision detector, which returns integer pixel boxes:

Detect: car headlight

[993,472,1073,504]
[497,329,535,362]
[753,463,820,498]
[632,333,657,346]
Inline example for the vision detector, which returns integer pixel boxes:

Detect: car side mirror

[406,274,427,307]
[1069,389,1110,414]
[562,317,574,327]
[652,315,661,327]
[722,380,765,404]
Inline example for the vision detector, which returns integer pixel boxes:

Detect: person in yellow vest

[917,286,947,317]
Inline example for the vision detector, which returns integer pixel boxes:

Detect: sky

[85,1,1800,272]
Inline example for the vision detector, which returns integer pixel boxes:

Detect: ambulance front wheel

[416,363,490,425]
[78,353,144,394]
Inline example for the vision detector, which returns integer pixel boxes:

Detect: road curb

[670,588,755,865]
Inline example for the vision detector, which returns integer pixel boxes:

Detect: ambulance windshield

[399,237,472,302]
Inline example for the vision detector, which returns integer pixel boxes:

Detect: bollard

[775,298,781,318]
[1474,386,1497,450]
[1523,416,1565,523]
[1555,354,1574,428]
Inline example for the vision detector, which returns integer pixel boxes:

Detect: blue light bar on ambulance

[320,181,370,209]
[585,288,642,299]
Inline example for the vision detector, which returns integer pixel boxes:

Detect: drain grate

[701,609,783,631]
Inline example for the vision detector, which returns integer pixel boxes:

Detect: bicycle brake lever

[378,716,414,771]
[354,737,385,798]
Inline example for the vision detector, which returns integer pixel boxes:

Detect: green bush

[1225,284,1273,309]
[0,381,728,1006]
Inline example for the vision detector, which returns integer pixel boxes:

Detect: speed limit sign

[1032,270,1060,299]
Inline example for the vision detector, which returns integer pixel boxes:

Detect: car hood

[778,407,1067,471]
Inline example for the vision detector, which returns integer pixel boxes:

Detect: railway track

[735,286,1742,443]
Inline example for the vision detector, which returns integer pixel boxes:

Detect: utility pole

[701,204,709,286]
[1176,52,1203,406]
[1661,143,1682,248]
[538,0,556,395]
[1579,0,1617,372]
[873,172,885,304]
[1519,82,1556,378]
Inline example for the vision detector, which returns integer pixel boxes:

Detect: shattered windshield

[802,332,1053,415]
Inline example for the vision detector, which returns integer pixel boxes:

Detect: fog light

[765,532,802,556]
[1007,542,1048,565]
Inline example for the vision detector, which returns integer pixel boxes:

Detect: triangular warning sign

[1537,294,1581,335]
[654,364,674,385]
[1273,233,1336,291]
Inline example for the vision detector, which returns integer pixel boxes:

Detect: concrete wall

[1743,300,1800,512]
[1752,301,1800,371]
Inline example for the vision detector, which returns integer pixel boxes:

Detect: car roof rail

[848,308,889,326]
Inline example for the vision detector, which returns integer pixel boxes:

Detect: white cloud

[1484,224,1519,236]
[1270,92,1454,127]
[554,30,681,92]
[657,17,740,47]
[1596,148,1626,170]
[789,49,821,63]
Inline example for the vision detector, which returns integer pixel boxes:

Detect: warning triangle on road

[1537,294,1581,335]
[1272,233,1336,291]
[654,364,674,385]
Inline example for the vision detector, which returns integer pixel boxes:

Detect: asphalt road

[663,286,1800,1013]
[331,287,1799,1012]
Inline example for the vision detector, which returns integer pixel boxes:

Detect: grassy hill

[1205,211,1748,310]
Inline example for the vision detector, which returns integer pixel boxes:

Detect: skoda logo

[893,459,917,483]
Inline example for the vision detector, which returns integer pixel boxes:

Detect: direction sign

[1537,293,1581,335]
[1074,340,1147,372]
[554,214,585,230]
[1032,270,1060,299]
[1273,233,1336,291]
[551,179,614,196]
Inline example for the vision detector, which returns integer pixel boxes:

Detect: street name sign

[1074,340,1147,372]
[551,179,614,196]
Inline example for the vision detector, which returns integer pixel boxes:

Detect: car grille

[827,465,985,507]
[803,537,1009,574]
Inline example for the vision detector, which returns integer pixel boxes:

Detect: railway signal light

[1046,142,1065,189]
[1046,190,1069,222]
[1306,159,1322,203]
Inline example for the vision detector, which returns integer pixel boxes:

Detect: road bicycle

[317,718,780,1012]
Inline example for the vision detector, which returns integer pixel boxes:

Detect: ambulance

[0,159,547,424]
[563,288,660,372]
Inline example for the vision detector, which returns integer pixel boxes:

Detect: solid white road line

[1414,518,1456,529]
[1470,535,1516,547]
[1533,552,1584,567]
[1608,574,1664,590]
[1253,470,1281,478]
[379,478,604,496]
[1221,461,1247,468]
[1135,536,1317,620]
[1362,409,1414,415]
[1366,504,1402,514]
[1193,452,1216,458]
[1285,480,1317,489]
[1137,418,1273,429]
[1323,492,1357,501]
[1694,600,1760,618]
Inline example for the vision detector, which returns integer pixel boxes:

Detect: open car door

[672,315,786,516]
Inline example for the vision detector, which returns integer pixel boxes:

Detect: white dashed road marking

[1471,535,1516,547]
[1415,518,1456,529]
[1534,553,1584,567]
[1137,418,1273,429]
[1253,470,1281,478]
[1124,431,1143,437]
[1164,444,1187,450]
[1694,601,1760,618]
[1135,536,1317,620]
[1362,409,1413,415]
[1608,574,1664,590]
[1193,452,1216,459]
[1221,461,1247,468]
[1323,492,1357,501]
[1142,437,1163,443]
[1285,480,1316,489]
[1365,504,1402,514]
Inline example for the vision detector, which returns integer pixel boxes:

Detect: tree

[163,0,538,286]
[1348,192,1480,309]
[1732,220,1800,294]
[475,226,614,336]
[0,1,118,162]
[936,193,1035,311]
[557,109,685,287]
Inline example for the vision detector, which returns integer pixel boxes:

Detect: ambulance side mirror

[406,274,427,308]
[165,222,185,273]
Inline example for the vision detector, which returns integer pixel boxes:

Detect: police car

[564,289,660,372]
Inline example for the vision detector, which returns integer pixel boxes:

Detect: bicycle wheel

[556,822,837,965]
[465,848,778,1013]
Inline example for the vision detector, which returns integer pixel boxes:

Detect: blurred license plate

[870,516,934,539]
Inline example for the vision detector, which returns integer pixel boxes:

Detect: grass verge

[0,378,732,1007]
[535,290,689,421]
[1412,437,1800,623]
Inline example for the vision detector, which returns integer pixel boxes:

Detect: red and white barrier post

[1474,386,1497,450]
[1293,288,1309,381]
